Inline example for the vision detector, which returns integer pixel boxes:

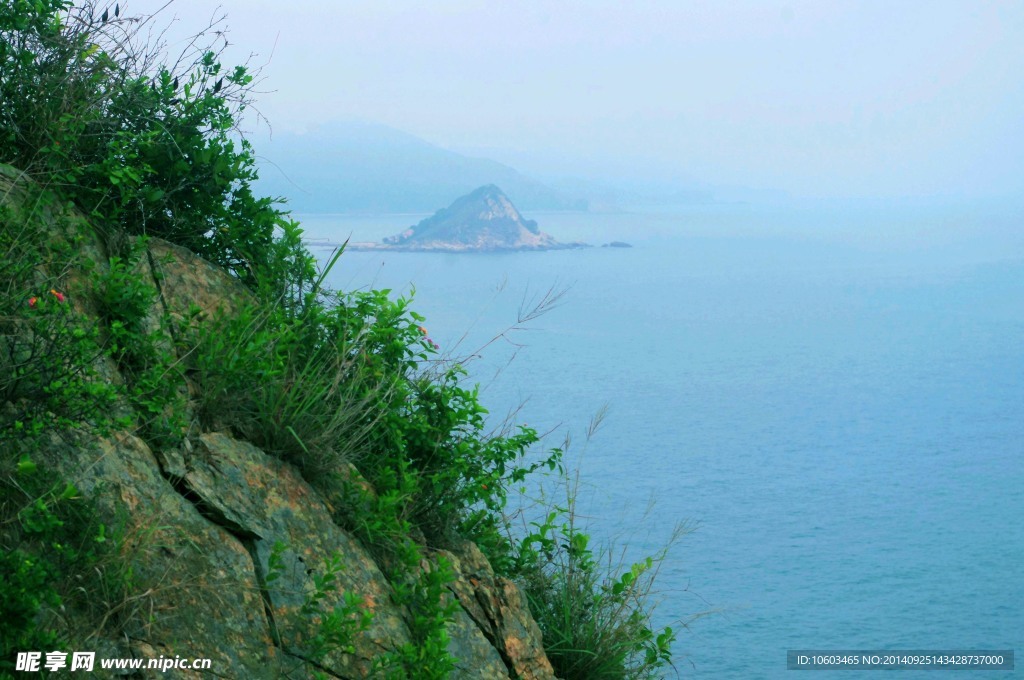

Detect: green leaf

[59,482,79,500]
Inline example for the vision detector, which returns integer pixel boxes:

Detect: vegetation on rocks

[0,1,681,677]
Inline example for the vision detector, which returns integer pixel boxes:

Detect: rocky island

[348,185,589,252]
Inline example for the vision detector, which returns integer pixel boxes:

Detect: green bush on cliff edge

[0,1,681,677]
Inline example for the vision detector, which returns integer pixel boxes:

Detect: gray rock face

[442,541,556,679]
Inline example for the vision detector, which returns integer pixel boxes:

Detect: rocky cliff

[0,166,555,679]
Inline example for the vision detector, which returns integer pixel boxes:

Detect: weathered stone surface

[147,238,252,323]
[447,602,511,679]
[182,432,413,677]
[48,432,280,679]
[444,541,556,680]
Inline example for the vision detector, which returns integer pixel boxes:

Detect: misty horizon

[130,0,1023,203]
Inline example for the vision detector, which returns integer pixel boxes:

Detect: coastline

[309,239,592,253]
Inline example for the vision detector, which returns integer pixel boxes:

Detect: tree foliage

[0,0,308,289]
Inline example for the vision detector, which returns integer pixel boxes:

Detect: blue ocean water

[305,202,1023,678]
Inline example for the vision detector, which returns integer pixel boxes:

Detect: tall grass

[512,412,690,679]
[188,287,392,478]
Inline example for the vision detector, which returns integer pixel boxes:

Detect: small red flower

[28,290,66,308]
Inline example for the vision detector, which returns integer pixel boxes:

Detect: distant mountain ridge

[349,185,586,252]
[256,122,587,214]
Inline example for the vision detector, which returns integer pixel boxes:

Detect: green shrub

[265,542,374,664]
[188,289,390,477]
[0,459,136,675]
[515,511,680,678]
[0,548,61,674]
[0,200,124,443]
[91,240,189,448]
[375,555,459,680]
[0,0,298,288]
[508,416,684,680]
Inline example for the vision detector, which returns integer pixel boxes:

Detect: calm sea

[302,202,1023,678]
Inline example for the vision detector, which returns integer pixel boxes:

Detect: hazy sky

[134,0,1024,199]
